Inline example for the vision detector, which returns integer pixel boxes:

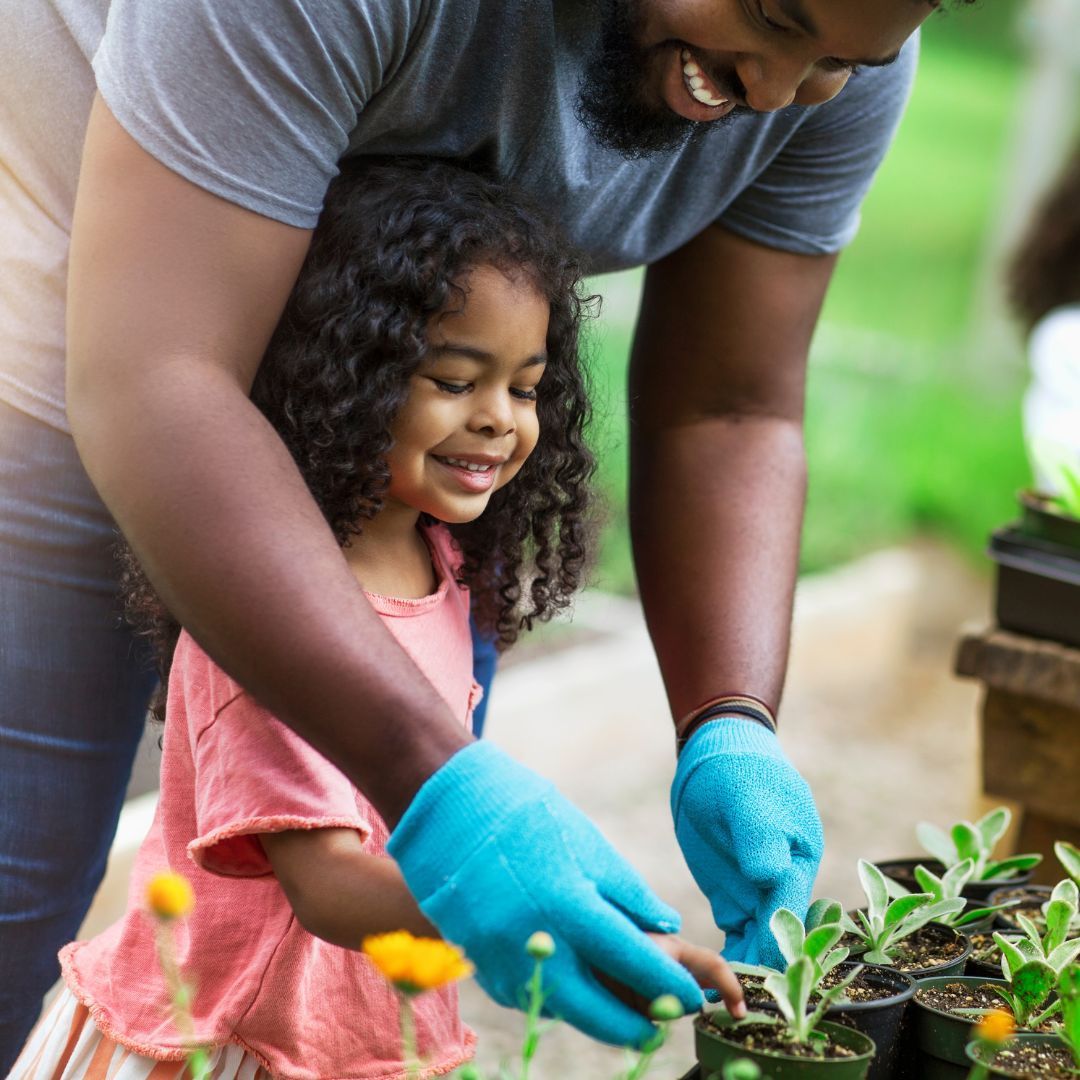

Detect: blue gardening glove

[388,741,703,1046]
[671,717,823,969]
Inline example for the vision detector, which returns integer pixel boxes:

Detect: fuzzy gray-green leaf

[916,822,956,866]
[976,807,1010,852]
[858,860,890,919]
[770,908,806,966]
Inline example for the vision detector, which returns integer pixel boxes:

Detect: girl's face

[384,264,550,524]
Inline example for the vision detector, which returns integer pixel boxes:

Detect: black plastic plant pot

[825,964,916,1080]
[695,1013,876,1079]
[897,923,972,980]
[909,975,1009,1079]
[1018,489,1080,551]
[988,884,1053,932]
[743,963,915,1080]
[965,1032,1075,1077]
[989,526,1080,649]
[874,858,1032,903]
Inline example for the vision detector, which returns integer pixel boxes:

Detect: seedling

[728,903,862,1045]
[914,807,1041,883]
[1057,841,1080,889]
[883,858,1017,929]
[839,859,965,965]
[1058,964,1080,1070]
[993,879,1080,979]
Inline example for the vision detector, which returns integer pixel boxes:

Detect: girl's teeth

[683,61,701,77]
[679,49,727,108]
[442,457,492,472]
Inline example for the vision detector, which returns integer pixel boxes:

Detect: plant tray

[988,527,1080,649]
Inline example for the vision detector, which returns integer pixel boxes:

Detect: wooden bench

[955,626,1080,882]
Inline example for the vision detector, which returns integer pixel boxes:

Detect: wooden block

[982,689,1080,826]
[955,625,1080,708]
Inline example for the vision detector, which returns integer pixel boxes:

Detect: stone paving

[78,541,1000,1079]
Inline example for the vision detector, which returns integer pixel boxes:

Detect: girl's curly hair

[1008,146,1080,332]
[119,158,597,721]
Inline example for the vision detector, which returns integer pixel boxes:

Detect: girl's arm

[261,829,438,946]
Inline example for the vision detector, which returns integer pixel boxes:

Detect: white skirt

[8,986,272,1079]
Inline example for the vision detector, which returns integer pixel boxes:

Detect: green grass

[583,5,1032,593]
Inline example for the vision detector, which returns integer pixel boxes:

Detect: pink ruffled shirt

[61,525,479,1079]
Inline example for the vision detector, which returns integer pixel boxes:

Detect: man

[0,0,962,1065]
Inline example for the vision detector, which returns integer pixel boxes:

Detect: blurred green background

[585,1,1035,594]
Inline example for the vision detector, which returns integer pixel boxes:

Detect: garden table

[954,625,1080,877]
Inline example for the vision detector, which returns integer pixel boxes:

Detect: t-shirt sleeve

[188,689,373,877]
[92,0,426,227]
[718,34,919,255]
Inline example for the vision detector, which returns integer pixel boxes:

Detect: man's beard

[576,0,715,159]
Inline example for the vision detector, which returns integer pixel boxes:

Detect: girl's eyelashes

[753,1,861,74]
[755,0,789,32]
[431,378,539,401]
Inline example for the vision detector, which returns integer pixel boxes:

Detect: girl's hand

[597,932,746,1022]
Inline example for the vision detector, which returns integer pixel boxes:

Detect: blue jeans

[0,398,497,1070]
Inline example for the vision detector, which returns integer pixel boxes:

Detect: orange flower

[974,1010,1015,1046]
[362,931,473,996]
[146,872,195,919]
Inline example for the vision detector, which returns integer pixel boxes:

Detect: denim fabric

[468,613,497,737]
[0,399,156,1073]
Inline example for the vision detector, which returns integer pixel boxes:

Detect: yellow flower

[362,931,473,996]
[146,871,195,919]
[974,1009,1015,1046]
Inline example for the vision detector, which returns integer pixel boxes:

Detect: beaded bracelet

[674,694,777,756]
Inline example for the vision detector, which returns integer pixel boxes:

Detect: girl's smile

[383,263,550,525]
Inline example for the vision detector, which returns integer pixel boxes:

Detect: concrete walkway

[78,541,999,1079]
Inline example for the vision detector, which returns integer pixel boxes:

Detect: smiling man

[1,0,966,1065]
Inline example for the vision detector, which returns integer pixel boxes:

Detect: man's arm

[629,224,835,719]
[66,96,704,1041]
[630,224,834,965]
[67,95,469,821]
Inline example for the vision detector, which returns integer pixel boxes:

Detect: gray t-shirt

[0,0,917,429]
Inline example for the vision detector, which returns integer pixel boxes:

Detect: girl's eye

[511,387,538,401]
[433,379,470,394]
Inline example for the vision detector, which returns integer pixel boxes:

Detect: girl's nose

[467,391,515,436]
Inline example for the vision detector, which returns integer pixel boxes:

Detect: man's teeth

[680,48,727,108]
[441,457,493,472]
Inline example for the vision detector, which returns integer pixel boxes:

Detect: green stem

[618,1024,668,1080]
[518,959,546,1080]
[153,920,210,1079]
[399,992,419,1080]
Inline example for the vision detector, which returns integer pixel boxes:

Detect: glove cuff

[680,714,784,759]
[387,741,551,896]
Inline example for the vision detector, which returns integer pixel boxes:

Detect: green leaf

[941,858,975,897]
[1016,913,1045,950]
[1045,898,1076,954]
[892,897,966,939]
[803,924,843,963]
[995,933,1028,981]
[916,822,956,866]
[982,854,1042,880]
[1057,841,1080,887]
[976,807,1010,852]
[863,949,894,965]
[951,822,983,864]
[1013,960,1056,1016]
[728,961,777,978]
[820,947,850,976]
[1047,938,1080,974]
[770,908,806,966]
[858,860,890,919]
[883,893,933,929]
[805,898,843,931]
[1052,878,1080,908]
[1059,965,1080,1001]
[838,912,862,937]
[883,874,911,900]
[913,864,943,897]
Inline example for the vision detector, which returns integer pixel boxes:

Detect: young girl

[10,159,742,1079]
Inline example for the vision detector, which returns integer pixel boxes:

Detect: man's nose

[736,55,803,112]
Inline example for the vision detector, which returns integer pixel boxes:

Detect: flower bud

[525,931,555,960]
[648,994,683,1022]
[145,871,195,919]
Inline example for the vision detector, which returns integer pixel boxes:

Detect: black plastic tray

[989,526,1080,648]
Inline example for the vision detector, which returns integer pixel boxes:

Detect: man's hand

[388,742,704,1047]
[671,718,823,967]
